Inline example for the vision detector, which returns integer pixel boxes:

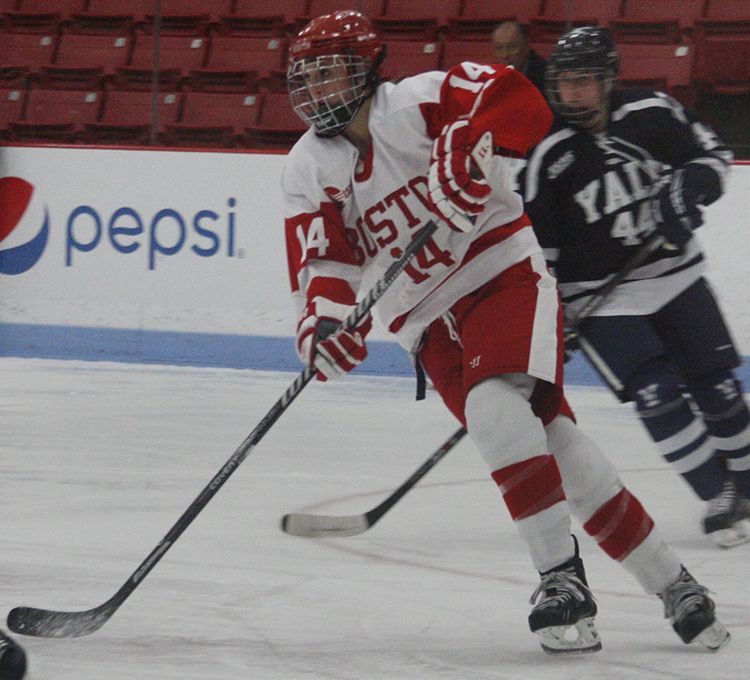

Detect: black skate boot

[528,536,601,655]
[0,629,27,680]
[703,478,750,548]
[658,567,730,652]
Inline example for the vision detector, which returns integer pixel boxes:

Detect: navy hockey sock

[629,366,725,500]
[690,372,750,498]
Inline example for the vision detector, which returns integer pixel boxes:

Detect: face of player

[298,57,356,109]
[492,25,530,70]
[556,70,607,132]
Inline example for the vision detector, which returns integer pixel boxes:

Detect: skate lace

[661,573,710,620]
[529,570,592,607]
[708,481,737,515]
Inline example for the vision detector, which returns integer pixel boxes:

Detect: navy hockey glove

[651,168,706,250]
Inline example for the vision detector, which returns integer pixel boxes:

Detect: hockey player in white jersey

[282,10,729,654]
[521,26,750,548]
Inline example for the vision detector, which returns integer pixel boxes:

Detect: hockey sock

[466,377,573,572]
[629,363,724,500]
[690,371,750,497]
[546,415,682,594]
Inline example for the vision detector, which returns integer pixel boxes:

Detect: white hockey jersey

[282,63,553,352]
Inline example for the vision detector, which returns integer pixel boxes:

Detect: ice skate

[528,537,601,655]
[703,479,750,548]
[658,567,730,652]
[0,629,27,680]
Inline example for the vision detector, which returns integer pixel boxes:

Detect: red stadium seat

[371,1,461,40]
[0,31,56,71]
[37,66,104,89]
[0,87,25,140]
[185,33,282,92]
[163,91,262,147]
[0,65,29,88]
[381,40,441,79]
[0,0,19,11]
[112,33,209,90]
[440,39,495,70]
[15,0,85,16]
[530,0,622,43]
[233,0,307,23]
[125,33,208,82]
[612,0,705,43]
[2,10,60,32]
[531,0,623,36]
[460,0,543,23]
[204,35,286,74]
[243,92,307,149]
[10,86,101,141]
[382,0,461,22]
[158,0,232,23]
[305,1,384,20]
[617,43,696,105]
[84,0,152,23]
[695,1,750,38]
[83,89,181,144]
[446,0,543,40]
[53,32,132,73]
[693,36,750,95]
[705,0,750,20]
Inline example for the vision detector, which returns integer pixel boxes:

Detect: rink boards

[1,145,748,385]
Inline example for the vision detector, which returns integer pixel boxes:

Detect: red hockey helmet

[287,10,385,137]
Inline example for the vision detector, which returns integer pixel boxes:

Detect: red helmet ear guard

[287,10,385,138]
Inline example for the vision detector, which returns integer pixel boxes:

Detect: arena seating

[0,1,748,149]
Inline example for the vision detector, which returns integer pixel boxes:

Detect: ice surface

[1,358,747,679]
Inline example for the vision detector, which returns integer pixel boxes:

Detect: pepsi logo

[0,176,49,275]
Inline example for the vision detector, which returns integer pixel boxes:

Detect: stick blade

[7,604,114,638]
[281,512,370,538]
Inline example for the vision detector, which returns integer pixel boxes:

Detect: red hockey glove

[296,300,372,382]
[428,121,493,233]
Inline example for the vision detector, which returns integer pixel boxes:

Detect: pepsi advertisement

[0,146,748,372]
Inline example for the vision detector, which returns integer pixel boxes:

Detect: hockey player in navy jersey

[521,26,750,548]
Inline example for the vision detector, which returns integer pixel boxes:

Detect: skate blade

[536,617,602,655]
[695,621,731,652]
[709,519,750,549]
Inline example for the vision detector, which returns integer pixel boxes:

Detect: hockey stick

[281,427,467,537]
[564,230,666,342]
[7,219,439,639]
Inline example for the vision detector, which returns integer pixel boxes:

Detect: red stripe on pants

[491,455,566,521]
[583,489,655,562]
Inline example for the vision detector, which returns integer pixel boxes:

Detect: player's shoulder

[283,129,355,194]
[375,71,444,114]
[609,87,687,123]
[525,118,578,172]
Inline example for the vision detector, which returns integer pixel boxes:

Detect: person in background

[521,26,750,549]
[281,10,729,655]
[492,21,547,95]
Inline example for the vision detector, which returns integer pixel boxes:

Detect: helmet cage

[288,53,373,137]
[546,66,615,128]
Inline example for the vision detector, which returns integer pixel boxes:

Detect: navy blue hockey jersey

[521,88,732,321]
